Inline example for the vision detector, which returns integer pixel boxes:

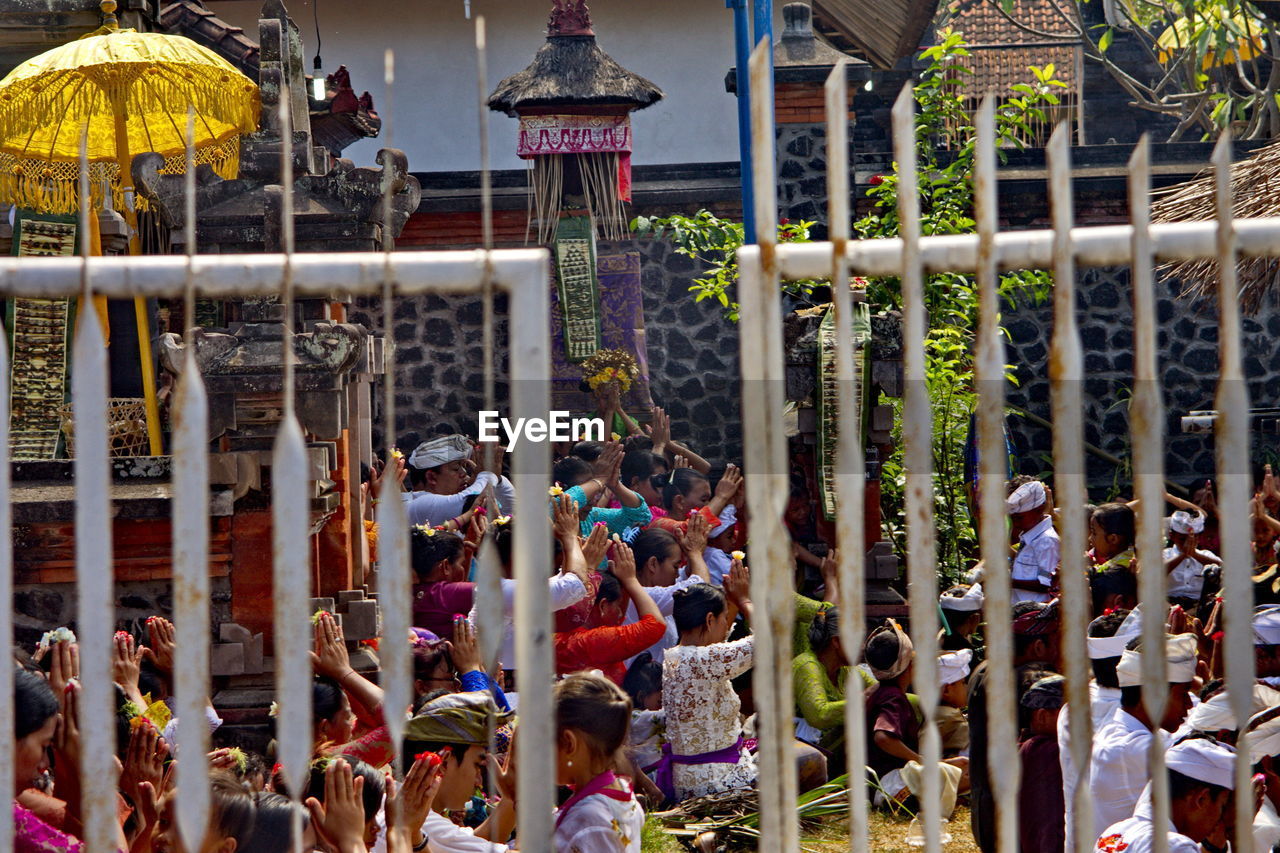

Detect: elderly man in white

[399,434,516,527]
[1007,480,1060,604]
[1088,632,1197,840]
[1094,738,1237,853]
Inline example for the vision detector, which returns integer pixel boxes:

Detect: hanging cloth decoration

[553,215,602,362]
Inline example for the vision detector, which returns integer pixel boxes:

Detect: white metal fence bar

[1213,133,1256,853]
[1046,125,1095,853]
[271,98,313,820]
[508,242,553,851]
[745,36,800,853]
[972,97,1020,853]
[774,218,1280,279]
[892,83,944,853]
[824,59,870,853]
[74,145,119,853]
[1130,135,1171,853]
[377,49,413,787]
[172,113,212,853]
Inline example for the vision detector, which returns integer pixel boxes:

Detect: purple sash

[646,737,745,802]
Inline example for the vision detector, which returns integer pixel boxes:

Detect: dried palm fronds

[1151,138,1280,313]
[652,774,857,851]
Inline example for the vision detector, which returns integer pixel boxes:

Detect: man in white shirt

[1248,706,1280,851]
[1095,738,1236,853]
[1089,632,1197,840]
[1255,605,1280,686]
[1061,608,1139,851]
[402,692,515,853]
[401,435,516,527]
[1008,480,1060,604]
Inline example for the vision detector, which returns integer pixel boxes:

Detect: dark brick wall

[1004,268,1280,494]
[351,238,745,465]
[12,577,233,650]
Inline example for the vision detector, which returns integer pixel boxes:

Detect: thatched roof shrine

[487,0,663,116]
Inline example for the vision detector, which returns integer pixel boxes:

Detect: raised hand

[611,541,638,583]
[143,617,176,674]
[305,758,368,853]
[591,441,624,483]
[552,493,581,540]
[645,407,671,455]
[386,752,443,853]
[48,639,80,701]
[448,615,481,675]
[112,631,145,700]
[679,511,710,554]
[120,722,169,807]
[723,559,751,606]
[581,524,610,568]
[309,611,351,679]
[714,464,743,502]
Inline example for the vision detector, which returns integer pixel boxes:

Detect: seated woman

[555,540,666,685]
[792,607,853,771]
[658,563,757,801]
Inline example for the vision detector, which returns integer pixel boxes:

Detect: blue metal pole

[751,0,774,238]
[728,0,755,243]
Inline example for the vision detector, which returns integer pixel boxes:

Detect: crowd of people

[13,396,1280,852]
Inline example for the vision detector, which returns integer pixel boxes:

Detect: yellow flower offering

[549,485,564,497]
[731,550,745,561]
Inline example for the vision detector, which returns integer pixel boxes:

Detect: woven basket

[59,398,150,458]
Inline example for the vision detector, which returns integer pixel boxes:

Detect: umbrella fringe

[0,138,239,215]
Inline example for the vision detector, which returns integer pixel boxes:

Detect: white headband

[940,583,984,612]
[1255,605,1280,645]
[1006,481,1047,514]
[1116,633,1198,687]
[1168,510,1205,536]
[1249,710,1280,764]
[938,649,973,686]
[1087,633,1133,660]
[1165,738,1237,790]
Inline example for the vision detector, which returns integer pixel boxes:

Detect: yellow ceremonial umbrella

[0,0,260,454]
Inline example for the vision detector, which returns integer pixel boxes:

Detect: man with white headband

[939,583,984,653]
[1255,604,1280,682]
[400,433,515,527]
[1247,706,1280,851]
[1095,737,1236,853]
[1089,633,1197,839]
[1164,509,1220,609]
[1061,608,1140,851]
[1007,478,1060,604]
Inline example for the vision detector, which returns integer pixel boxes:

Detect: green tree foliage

[632,35,1061,579]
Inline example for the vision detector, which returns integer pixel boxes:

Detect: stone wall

[352,238,745,464]
[12,577,233,650]
[1005,267,1280,494]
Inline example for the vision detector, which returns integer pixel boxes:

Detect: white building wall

[212,0,753,172]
